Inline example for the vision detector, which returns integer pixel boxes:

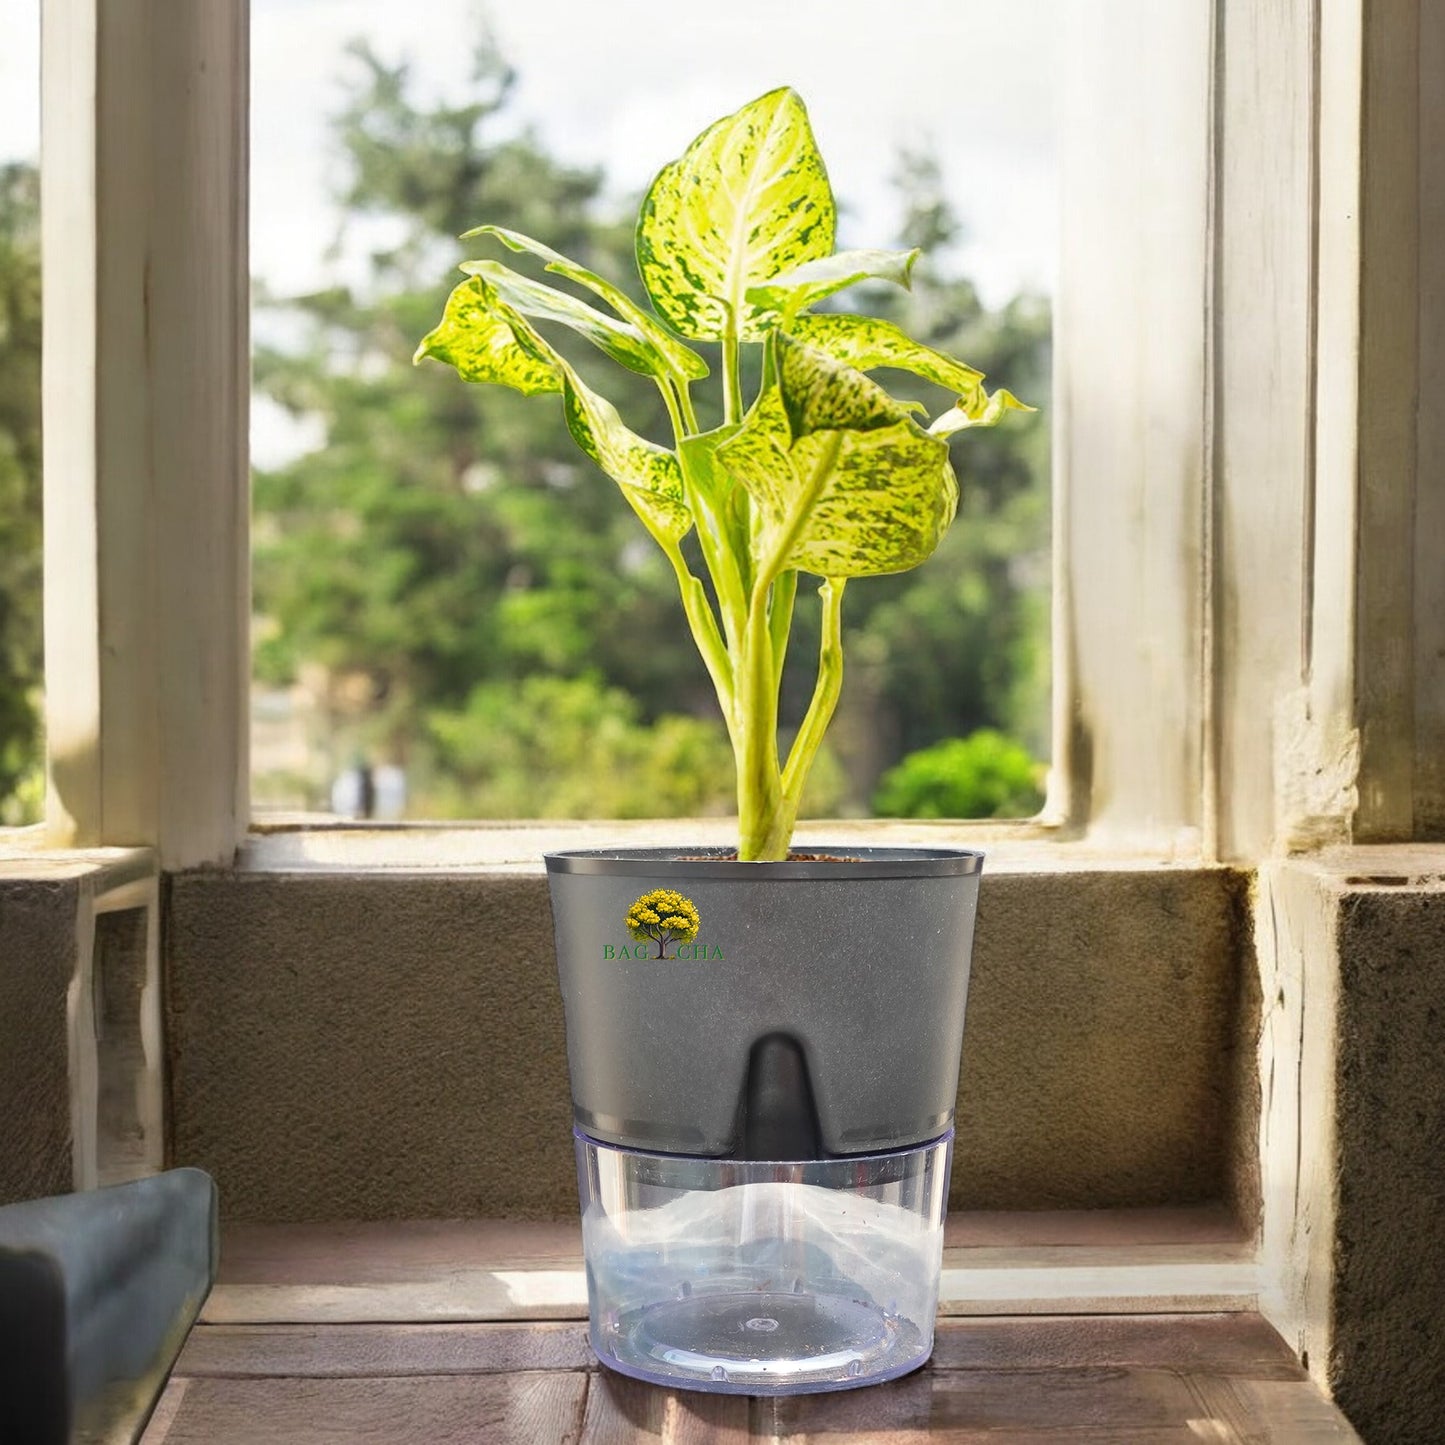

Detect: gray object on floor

[0,1167,217,1445]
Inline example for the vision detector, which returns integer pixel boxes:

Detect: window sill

[238,817,1212,876]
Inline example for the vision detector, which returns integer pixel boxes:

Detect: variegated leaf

[561,374,692,545]
[929,385,1035,435]
[710,339,956,579]
[478,299,691,547]
[745,248,920,322]
[776,332,917,435]
[413,276,560,395]
[460,259,663,378]
[636,88,836,341]
[466,224,709,381]
[786,422,958,578]
[788,312,985,395]
[707,389,799,534]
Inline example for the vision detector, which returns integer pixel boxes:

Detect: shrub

[871,729,1042,820]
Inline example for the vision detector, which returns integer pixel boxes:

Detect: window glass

[250,0,1056,822]
[0,4,43,826]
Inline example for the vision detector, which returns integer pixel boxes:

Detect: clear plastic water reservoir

[574,1130,952,1394]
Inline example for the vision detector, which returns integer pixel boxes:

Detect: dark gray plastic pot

[545,846,983,1160]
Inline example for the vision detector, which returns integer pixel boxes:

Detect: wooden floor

[140,1213,1362,1443]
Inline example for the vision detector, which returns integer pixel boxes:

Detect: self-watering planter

[546,846,981,1394]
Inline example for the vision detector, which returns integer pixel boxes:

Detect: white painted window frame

[36,0,1443,869]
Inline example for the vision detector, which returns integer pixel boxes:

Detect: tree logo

[620,889,702,960]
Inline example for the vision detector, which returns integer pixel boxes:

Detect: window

[247,0,1057,826]
[31,0,1440,866]
[0,2,42,827]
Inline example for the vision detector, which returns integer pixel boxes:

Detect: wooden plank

[1255,864,1341,1377]
[217,1219,583,1285]
[578,1371,749,1444]
[943,1205,1248,1249]
[1213,0,1316,858]
[1188,1376,1363,1443]
[202,1269,1258,1326]
[206,1218,1257,1325]
[218,1212,1249,1286]
[945,1242,1254,1270]
[928,1367,1208,1431]
[937,1252,1257,1317]
[769,1367,1206,1438]
[137,1378,189,1444]
[149,1318,1364,1442]
[175,1321,592,1378]
[148,1371,588,1445]
[752,1372,934,1443]
[206,1222,591,1324]
[202,1273,590,1325]
[929,1314,1303,1379]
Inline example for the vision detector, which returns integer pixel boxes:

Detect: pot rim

[544,844,983,880]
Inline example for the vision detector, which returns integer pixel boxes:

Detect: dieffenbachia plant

[416,88,1029,860]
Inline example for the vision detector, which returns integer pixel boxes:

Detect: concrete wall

[1258,853,1445,1445]
[0,874,79,1203]
[0,850,162,1206]
[166,864,1256,1222]
[1330,882,1445,1444]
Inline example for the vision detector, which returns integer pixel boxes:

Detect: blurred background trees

[0,161,43,824]
[0,31,1051,825]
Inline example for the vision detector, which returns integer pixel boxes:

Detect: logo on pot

[605,889,721,961]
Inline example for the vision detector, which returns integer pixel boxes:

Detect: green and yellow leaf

[489,303,692,546]
[460,259,667,379]
[466,224,709,381]
[775,330,918,436]
[709,338,956,579]
[787,312,985,394]
[745,248,920,323]
[786,422,958,578]
[636,88,836,341]
[788,311,1032,435]
[561,376,692,545]
[928,385,1034,435]
[413,276,560,395]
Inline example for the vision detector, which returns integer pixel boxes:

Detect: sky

[3,0,1058,306]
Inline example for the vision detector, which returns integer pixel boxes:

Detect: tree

[252,33,1051,818]
[0,162,43,823]
[252,36,716,810]
[625,888,700,959]
[780,149,1052,803]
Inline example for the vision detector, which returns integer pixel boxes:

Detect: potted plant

[418,88,1028,1395]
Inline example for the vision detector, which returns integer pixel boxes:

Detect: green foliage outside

[426,674,733,819]
[0,32,1051,826]
[250,34,1051,822]
[872,729,1044,820]
[0,163,43,824]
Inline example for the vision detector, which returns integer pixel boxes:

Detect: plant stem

[736,574,783,861]
[722,312,743,425]
[662,540,734,744]
[678,383,700,436]
[768,570,797,695]
[777,577,847,838]
[734,430,844,859]
[656,376,687,443]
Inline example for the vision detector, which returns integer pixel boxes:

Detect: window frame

[34,0,1444,868]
